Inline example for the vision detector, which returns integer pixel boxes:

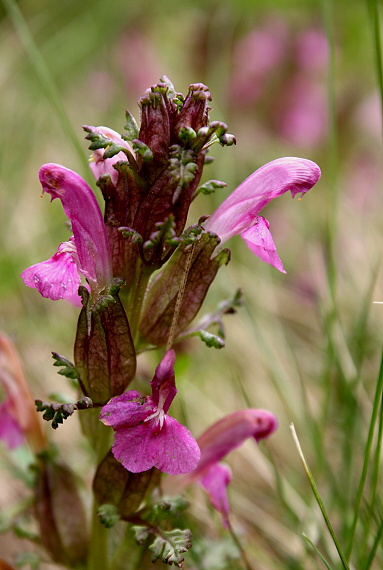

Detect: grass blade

[290,424,350,570]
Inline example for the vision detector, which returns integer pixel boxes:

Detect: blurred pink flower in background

[117,30,164,99]
[230,18,288,107]
[230,22,328,149]
[167,409,278,527]
[278,75,327,147]
[0,334,46,452]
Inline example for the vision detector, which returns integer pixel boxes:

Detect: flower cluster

[13,77,320,564]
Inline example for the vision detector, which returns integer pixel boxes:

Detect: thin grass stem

[345,346,383,559]
[367,0,383,143]
[3,0,91,178]
[302,533,334,570]
[290,424,350,570]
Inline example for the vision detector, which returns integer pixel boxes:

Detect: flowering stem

[88,421,112,570]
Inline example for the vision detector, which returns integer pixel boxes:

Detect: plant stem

[88,421,112,570]
[227,519,253,570]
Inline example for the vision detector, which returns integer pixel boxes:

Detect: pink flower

[21,164,113,301]
[204,157,321,272]
[87,126,133,185]
[99,350,200,475]
[0,334,46,452]
[170,409,278,527]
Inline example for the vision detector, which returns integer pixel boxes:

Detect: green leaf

[52,352,79,380]
[196,179,228,196]
[124,110,139,140]
[151,497,190,524]
[132,525,150,545]
[132,139,153,161]
[198,330,225,349]
[149,528,192,567]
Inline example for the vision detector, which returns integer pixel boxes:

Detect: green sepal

[132,139,153,161]
[139,232,230,346]
[195,179,227,196]
[51,352,79,380]
[124,110,139,140]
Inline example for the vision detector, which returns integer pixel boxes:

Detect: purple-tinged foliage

[204,157,321,272]
[74,287,136,404]
[100,350,200,475]
[140,232,230,346]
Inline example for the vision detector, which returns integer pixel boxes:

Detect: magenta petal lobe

[21,241,81,300]
[199,462,232,527]
[111,417,200,475]
[241,216,286,273]
[204,157,321,259]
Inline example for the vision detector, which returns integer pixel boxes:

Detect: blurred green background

[1,0,383,568]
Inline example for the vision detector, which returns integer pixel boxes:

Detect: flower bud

[74,286,136,405]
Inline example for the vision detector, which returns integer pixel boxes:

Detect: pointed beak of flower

[194,409,278,476]
[22,164,113,301]
[204,157,320,271]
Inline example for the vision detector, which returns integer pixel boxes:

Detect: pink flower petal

[194,409,278,477]
[241,216,286,273]
[21,241,81,300]
[150,350,177,412]
[99,391,152,429]
[39,163,112,292]
[199,463,232,528]
[111,416,200,475]
[0,401,24,449]
[204,157,320,246]
[87,126,133,186]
